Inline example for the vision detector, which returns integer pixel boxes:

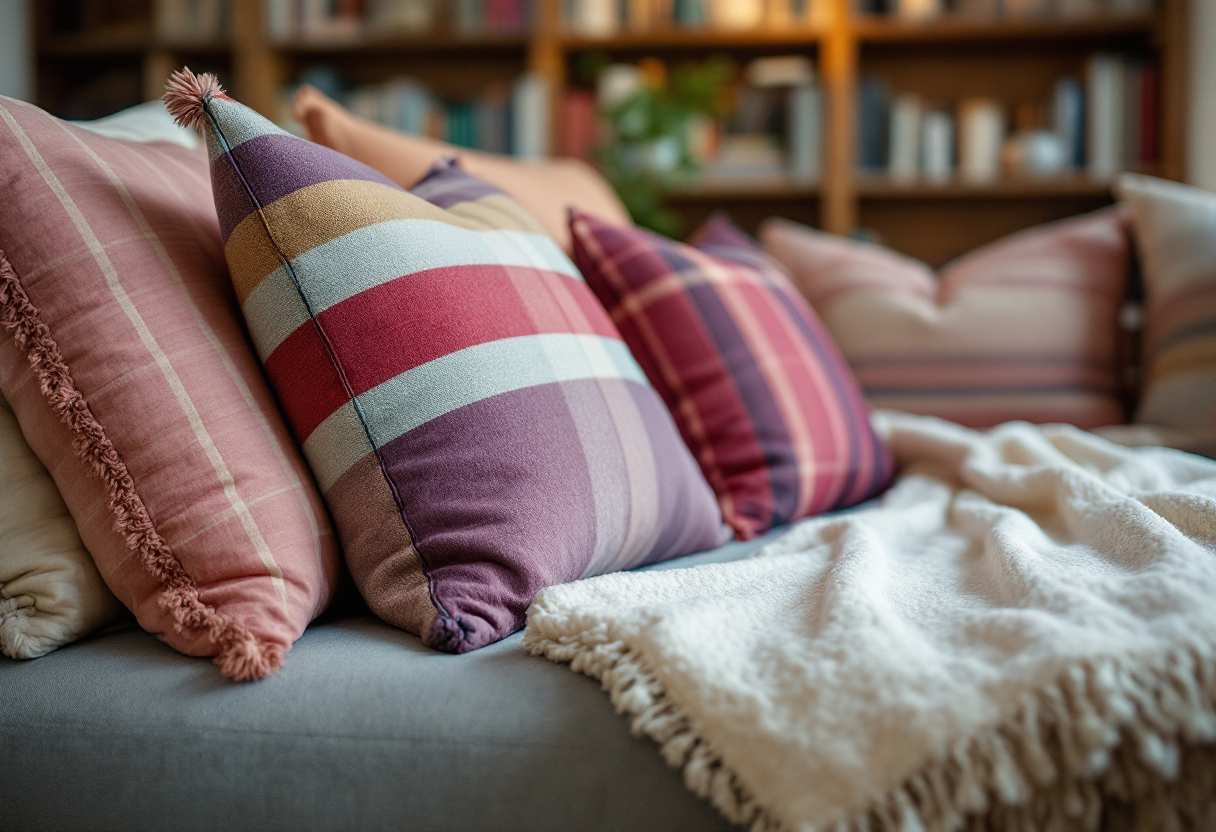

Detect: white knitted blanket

[526,412,1216,832]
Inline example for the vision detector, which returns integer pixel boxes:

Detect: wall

[0,0,31,101]
[1189,0,1216,190]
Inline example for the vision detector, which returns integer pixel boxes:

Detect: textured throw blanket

[526,412,1216,831]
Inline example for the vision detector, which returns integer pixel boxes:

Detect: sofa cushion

[0,533,776,832]
[759,209,1132,429]
[1115,174,1216,433]
[168,70,728,654]
[0,95,340,680]
[570,211,893,540]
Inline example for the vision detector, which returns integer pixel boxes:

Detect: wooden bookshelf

[32,0,1189,265]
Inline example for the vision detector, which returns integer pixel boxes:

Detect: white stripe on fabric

[244,219,579,359]
[0,102,295,615]
[305,334,645,492]
[303,401,375,494]
[204,99,293,161]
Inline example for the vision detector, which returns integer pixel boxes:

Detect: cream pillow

[0,391,121,659]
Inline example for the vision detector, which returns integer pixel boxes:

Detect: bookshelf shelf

[279,34,530,56]
[561,28,824,51]
[666,178,820,199]
[855,174,1116,198]
[31,0,1188,265]
[853,14,1157,44]
[41,25,154,57]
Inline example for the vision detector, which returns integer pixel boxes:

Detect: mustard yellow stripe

[1148,337,1216,382]
[224,179,549,302]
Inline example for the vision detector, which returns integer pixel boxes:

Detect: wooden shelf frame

[33,0,1188,249]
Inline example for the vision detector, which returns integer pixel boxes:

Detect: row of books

[857,52,1156,182]
[561,57,823,183]
[853,0,1152,19]
[154,0,229,41]
[266,0,532,41]
[565,0,821,37]
[306,71,550,157]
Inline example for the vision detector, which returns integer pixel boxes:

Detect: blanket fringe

[525,618,1216,832]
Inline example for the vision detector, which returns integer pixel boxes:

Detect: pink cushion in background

[760,208,1132,429]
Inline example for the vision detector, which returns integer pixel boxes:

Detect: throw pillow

[167,70,727,653]
[760,209,1131,429]
[570,211,894,540]
[1115,174,1216,432]
[0,95,340,680]
[0,388,123,659]
[292,84,631,252]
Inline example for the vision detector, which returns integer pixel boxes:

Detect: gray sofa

[0,535,781,831]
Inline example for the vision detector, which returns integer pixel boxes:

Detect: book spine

[1138,62,1158,165]
[788,83,822,183]
[921,109,954,182]
[512,73,550,159]
[1052,75,1084,170]
[1086,53,1124,179]
[888,92,922,181]
[957,97,1004,182]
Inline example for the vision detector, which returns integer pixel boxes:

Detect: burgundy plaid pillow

[570,212,894,539]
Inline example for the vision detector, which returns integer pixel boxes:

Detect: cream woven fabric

[528,411,1216,831]
[0,392,120,659]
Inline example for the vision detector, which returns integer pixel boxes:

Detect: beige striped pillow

[1116,174,1216,435]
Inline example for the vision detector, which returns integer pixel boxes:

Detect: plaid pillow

[571,212,893,539]
[169,71,727,653]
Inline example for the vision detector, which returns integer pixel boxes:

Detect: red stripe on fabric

[316,265,616,399]
[264,323,351,442]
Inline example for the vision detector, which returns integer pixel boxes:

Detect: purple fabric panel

[410,157,505,208]
[375,381,599,652]
[627,381,730,565]
[681,278,799,529]
[212,133,400,241]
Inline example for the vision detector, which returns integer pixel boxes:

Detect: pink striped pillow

[571,212,893,540]
[760,209,1132,429]
[0,97,339,680]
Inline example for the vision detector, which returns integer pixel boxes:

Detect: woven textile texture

[570,212,892,540]
[0,96,339,680]
[1116,174,1216,433]
[198,89,728,653]
[760,209,1132,429]
[0,389,122,659]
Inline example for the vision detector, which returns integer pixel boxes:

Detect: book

[512,72,550,159]
[788,82,823,183]
[569,0,619,36]
[561,89,599,160]
[1122,59,1143,170]
[888,92,922,182]
[857,77,890,173]
[1052,76,1085,170]
[1138,62,1159,164]
[920,109,954,182]
[1086,53,1125,179]
[957,97,1004,182]
[896,0,941,20]
[712,0,765,29]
